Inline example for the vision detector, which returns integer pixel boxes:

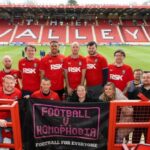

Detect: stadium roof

[0,4,150,20]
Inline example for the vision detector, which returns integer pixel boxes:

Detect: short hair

[25,45,36,51]
[3,75,15,82]
[50,41,59,45]
[87,41,97,48]
[71,42,79,47]
[41,77,50,82]
[133,69,143,73]
[114,49,126,57]
[2,55,12,62]
[143,71,150,74]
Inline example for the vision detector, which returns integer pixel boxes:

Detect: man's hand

[0,119,7,127]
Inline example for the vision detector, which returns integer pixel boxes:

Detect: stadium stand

[0,5,150,45]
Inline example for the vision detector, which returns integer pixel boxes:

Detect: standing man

[40,41,65,100]
[86,41,108,100]
[0,55,20,89]
[63,42,86,96]
[108,49,134,91]
[0,75,21,146]
[18,45,40,98]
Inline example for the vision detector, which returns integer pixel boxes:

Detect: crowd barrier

[108,100,150,150]
[0,100,22,150]
[1,99,150,150]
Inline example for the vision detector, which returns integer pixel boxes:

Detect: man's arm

[102,68,108,86]
[80,69,86,85]
[64,69,73,96]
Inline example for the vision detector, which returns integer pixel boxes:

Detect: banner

[22,99,109,150]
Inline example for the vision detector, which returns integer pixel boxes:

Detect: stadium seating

[120,26,148,42]
[69,25,93,44]
[94,23,122,44]
[41,25,66,44]
[0,20,15,43]
[0,19,150,44]
[12,25,41,44]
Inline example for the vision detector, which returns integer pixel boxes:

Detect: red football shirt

[0,87,21,138]
[86,54,108,86]
[0,87,21,119]
[31,90,60,101]
[108,64,134,91]
[0,69,20,89]
[18,58,40,92]
[40,54,65,91]
[63,55,87,89]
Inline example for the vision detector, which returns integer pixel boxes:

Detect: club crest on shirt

[34,63,37,68]
[122,70,126,74]
[95,58,98,63]
[13,74,17,78]
[79,61,82,66]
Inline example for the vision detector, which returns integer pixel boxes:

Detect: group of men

[0,40,149,101]
[0,40,149,147]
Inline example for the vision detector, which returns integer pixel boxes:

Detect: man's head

[2,75,16,94]
[114,49,126,65]
[2,55,12,70]
[50,41,59,56]
[87,41,97,56]
[71,42,80,56]
[25,45,36,60]
[133,69,143,81]
[40,78,51,94]
[142,71,150,87]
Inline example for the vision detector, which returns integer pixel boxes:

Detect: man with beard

[63,42,86,96]
[40,41,65,100]
[130,72,150,143]
[0,55,20,89]
[86,41,108,100]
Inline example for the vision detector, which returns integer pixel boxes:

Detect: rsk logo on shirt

[50,64,62,70]
[87,64,96,69]
[68,67,81,72]
[110,74,123,81]
[23,68,36,74]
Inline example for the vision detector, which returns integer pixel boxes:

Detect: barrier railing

[0,99,22,150]
[108,100,150,150]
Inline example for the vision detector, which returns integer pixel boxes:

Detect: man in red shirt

[108,49,134,91]
[0,55,20,89]
[0,75,21,145]
[63,42,86,96]
[31,77,60,101]
[86,41,108,100]
[18,45,40,98]
[40,41,65,100]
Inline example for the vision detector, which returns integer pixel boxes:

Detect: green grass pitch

[0,45,149,71]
